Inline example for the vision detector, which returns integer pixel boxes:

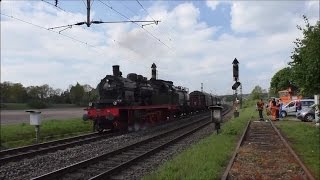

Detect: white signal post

[26,110,42,144]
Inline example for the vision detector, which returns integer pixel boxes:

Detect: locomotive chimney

[151,63,157,79]
[112,65,120,77]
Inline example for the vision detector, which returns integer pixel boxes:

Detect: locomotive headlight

[113,101,118,105]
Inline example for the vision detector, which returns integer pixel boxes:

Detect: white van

[280,99,314,117]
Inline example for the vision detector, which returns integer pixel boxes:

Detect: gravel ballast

[0,110,231,180]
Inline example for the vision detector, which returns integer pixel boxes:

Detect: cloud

[1,1,319,95]
[206,1,220,11]
[230,1,319,34]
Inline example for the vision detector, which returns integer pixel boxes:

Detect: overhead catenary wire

[41,0,66,12]
[1,13,132,67]
[1,13,99,50]
[135,0,174,50]
[97,0,170,49]
[135,0,156,22]
[119,1,140,17]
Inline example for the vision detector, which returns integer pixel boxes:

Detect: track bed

[224,120,315,180]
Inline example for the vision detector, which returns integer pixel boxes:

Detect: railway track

[0,106,228,166]
[32,107,230,180]
[0,131,115,164]
[222,120,315,180]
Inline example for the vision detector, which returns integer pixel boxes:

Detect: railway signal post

[232,58,241,118]
[26,110,42,144]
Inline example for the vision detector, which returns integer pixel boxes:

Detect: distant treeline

[0,81,98,108]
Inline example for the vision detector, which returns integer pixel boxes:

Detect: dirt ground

[0,108,86,125]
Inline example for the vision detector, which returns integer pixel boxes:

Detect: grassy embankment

[1,118,93,148]
[275,121,320,179]
[144,101,257,180]
[144,101,320,180]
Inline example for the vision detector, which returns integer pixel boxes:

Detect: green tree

[251,85,263,100]
[82,84,98,104]
[0,82,27,103]
[289,16,320,95]
[70,83,85,105]
[269,67,295,96]
[26,86,42,100]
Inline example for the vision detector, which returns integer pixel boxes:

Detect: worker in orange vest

[271,98,279,121]
[256,99,265,121]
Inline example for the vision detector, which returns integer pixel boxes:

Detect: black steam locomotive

[84,63,218,132]
[97,63,189,108]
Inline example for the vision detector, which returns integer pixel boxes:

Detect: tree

[251,85,263,100]
[0,82,28,103]
[269,67,295,96]
[289,16,320,95]
[70,83,85,105]
[26,86,42,100]
[81,84,98,104]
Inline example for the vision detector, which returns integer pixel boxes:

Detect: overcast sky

[1,0,319,95]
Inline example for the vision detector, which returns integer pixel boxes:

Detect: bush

[27,100,48,109]
[0,103,7,109]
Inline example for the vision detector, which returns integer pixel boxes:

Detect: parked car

[280,99,314,117]
[296,107,315,122]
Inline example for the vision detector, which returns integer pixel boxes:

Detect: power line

[119,1,140,17]
[133,1,175,48]
[135,0,156,22]
[1,13,98,49]
[48,20,160,32]
[41,0,66,12]
[1,13,157,66]
[98,0,170,49]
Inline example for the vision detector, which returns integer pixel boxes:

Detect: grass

[275,120,320,179]
[0,103,29,110]
[0,118,93,148]
[144,102,257,180]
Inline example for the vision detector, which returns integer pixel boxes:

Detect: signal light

[232,58,239,81]
[232,82,241,90]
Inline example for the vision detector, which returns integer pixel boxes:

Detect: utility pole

[240,83,243,109]
[86,0,91,27]
[201,83,203,92]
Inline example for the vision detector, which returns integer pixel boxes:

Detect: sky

[1,0,319,95]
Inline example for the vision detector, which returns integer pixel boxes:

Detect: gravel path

[0,108,85,125]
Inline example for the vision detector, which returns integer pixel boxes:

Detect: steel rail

[0,131,114,164]
[221,121,251,180]
[32,107,230,180]
[270,120,315,180]
[92,107,231,179]
[222,120,316,180]
[90,119,213,179]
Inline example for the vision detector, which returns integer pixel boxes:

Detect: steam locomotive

[84,63,220,132]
